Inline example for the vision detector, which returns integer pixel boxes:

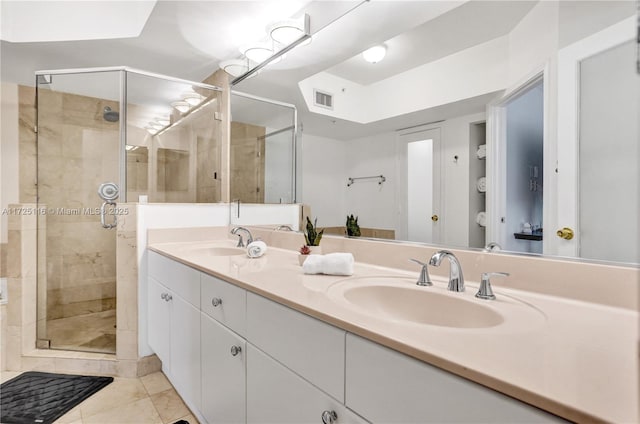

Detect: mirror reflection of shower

[103,106,119,122]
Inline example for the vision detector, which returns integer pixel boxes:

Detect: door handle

[556,227,574,240]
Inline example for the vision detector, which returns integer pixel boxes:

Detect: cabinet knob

[211,298,223,307]
[164,294,172,302]
[321,410,337,424]
[230,345,242,356]
[160,293,167,300]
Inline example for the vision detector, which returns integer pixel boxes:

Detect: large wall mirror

[231,0,639,265]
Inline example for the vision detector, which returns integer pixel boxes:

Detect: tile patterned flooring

[0,370,199,424]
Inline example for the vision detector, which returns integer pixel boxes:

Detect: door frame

[556,15,636,258]
[486,65,550,251]
[395,125,442,243]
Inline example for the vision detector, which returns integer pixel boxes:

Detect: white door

[556,17,637,261]
[201,314,246,424]
[170,294,201,412]
[399,128,442,243]
[147,277,171,367]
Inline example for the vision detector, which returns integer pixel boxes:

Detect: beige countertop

[148,238,638,423]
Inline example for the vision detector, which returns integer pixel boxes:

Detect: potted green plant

[346,214,361,237]
[304,216,324,253]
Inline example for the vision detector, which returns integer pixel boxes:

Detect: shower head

[103,106,119,122]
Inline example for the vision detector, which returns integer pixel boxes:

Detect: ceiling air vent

[313,89,333,110]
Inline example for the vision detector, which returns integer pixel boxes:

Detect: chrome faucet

[275,225,293,231]
[429,250,465,292]
[230,226,253,248]
[409,258,432,286]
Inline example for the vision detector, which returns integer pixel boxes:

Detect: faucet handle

[475,272,509,300]
[409,259,432,286]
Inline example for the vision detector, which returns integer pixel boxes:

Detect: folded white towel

[302,253,354,276]
[247,240,267,258]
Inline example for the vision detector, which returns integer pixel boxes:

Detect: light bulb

[362,45,387,64]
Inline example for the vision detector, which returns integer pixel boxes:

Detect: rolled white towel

[322,253,354,276]
[247,240,267,258]
[302,253,354,276]
[302,254,325,274]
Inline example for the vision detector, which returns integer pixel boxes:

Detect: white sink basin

[171,241,246,257]
[188,246,246,256]
[341,284,503,328]
[327,277,546,331]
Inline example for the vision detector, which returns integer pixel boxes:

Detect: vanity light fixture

[219,59,250,77]
[241,43,279,64]
[268,18,305,45]
[182,91,204,106]
[171,101,190,113]
[154,117,170,126]
[362,45,387,64]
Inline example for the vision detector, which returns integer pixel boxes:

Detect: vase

[299,246,322,266]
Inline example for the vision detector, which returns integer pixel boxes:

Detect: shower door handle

[98,182,119,230]
[100,201,117,229]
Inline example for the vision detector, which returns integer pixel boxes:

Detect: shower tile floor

[47,310,116,354]
[0,370,199,424]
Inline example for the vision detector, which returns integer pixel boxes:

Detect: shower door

[36,70,123,353]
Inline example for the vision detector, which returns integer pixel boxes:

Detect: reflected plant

[346,214,361,237]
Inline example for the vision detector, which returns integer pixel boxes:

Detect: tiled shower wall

[20,86,118,323]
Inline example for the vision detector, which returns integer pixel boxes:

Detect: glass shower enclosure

[35,67,222,353]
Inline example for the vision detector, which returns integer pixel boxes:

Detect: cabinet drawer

[148,250,200,307]
[345,334,565,423]
[247,344,367,424]
[201,273,247,336]
[247,292,345,402]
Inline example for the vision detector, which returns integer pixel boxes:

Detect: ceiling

[0,1,538,139]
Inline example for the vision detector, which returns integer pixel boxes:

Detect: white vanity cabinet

[246,292,346,402]
[147,252,201,413]
[345,334,565,423]
[247,344,368,424]
[200,273,248,424]
[147,250,566,424]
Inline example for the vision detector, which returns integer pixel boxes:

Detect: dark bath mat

[0,371,113,424]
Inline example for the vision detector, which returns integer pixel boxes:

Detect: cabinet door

[247,344,368,424]
[170,294,202,412]
[148,277,171,367]
[201,313,246,424]
[345,334,565,423]
[247,293,345,401]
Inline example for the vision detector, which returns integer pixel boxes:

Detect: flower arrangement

[299,245,311,255]
[304,216,324,246]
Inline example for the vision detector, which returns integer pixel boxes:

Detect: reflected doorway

[401,128,442,243]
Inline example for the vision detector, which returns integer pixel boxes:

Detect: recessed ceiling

[0,1,157,42]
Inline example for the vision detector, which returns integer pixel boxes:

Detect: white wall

[300,134,346,227]
[300,112,486,246]
[0,83,19,245]
[299,37,508,124]
[344,133,398,231]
